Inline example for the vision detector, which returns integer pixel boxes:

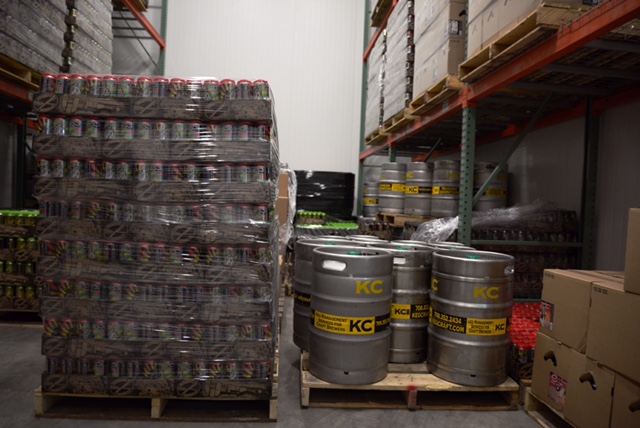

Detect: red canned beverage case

[40,73,56,93]
[68,117,83,137]
[54,74,69,94]
[220,79,236,100]
[137,76,153,97]
[86,75,102,96]
[203,79,221,101]
[169,78,185,98]
[69,74,86,95]
[102,75,118,96]
[117,76,135,97]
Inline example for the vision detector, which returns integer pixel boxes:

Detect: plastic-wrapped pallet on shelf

[364,30,386,139]
[0,210,41,312]
[32,75,280,406]
[63,0,113,74]
[381,0,414,123]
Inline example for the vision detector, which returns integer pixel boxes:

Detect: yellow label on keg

[406,186,432,195]
[363,198,378,204]
[293,291,311,306]
[379,183,392,191]
[485,188,507,197]
[356,280,384,295]
[391,183,405,193]
[432,186,459,195]
[429,308,508,336]
[406,172,415,179]
[310,310,391,335]
[391,303,429,320]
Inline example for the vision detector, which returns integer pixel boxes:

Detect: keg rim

[433,249,515,263]
[312,245,393,258]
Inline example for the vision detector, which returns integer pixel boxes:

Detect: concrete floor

[0,297,540,427]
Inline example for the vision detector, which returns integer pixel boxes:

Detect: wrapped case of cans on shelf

[0,210,41,311]
[33,74,280,400]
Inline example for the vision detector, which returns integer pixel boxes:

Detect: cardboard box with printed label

[611,375,640,428]
[564,350,615,428]
[624,208,640,295]
[586,280,640,384]
[531,332,573,413]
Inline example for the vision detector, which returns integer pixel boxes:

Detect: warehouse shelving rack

[359,0,640,269]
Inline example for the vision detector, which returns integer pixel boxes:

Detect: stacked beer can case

[32,74,280,400]
[0,210,41,311]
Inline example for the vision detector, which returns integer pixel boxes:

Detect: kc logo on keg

[473,286,500,300]
[356,280,384,295]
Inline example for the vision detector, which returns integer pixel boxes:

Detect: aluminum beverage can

[239,323,255,340]
[103,161,116,179]
[72,240,87,260]
[122,203,135,221]
[175,285,188,304]
[69,74,86,95]
[169,78,185,98]
[38,201,49,217]
[256,285,272,302]
[143,360,157,378]
[189,324,204,341]
[137,120,152,140]
[109,282,123,301]
[117,162,133,180]
[43,318,60,337]
[207,362,224,378]
[220,79,236,100]
[203,79,221,101]
[15,285,25,299]
[137,76,153,97]
[172,121,187,140]
[127,360,142,378]
[25,285,36,300]
[102,75,118,96]
[40,73,56,93]
[237,123,250,141]
[85,118,100,138]
[121,119,135,140]
[135,161,149,181]
[166,163,182,181]
[69,201,83,219]
[3,285,14,298]
[117,76,135,97]
[59,318,74,337]
[152,243,166,263]
[221,205,236,223]
[189,205,204,222]
[86,75,102,96]
[89,241,102,261]
[177,361,193,379]
[119,243,134,262]
[150,162,164,182]
[253,79,269,99]
[53,117,66,136]
[238,164,251,183]
[92,319,107,339]
[68,158,82,178]
[236,80,252,100]
[187,121,201,140]
[221,122,234,141]
[54,74,69,95]
[68,116,83,137]
[153,120,168,140]
[38,115,52,134]
[77,319,91,338]
[38,158,50,177]
[108,320,122,340]
[253,164,268,182]
[102,243,116,261]
[153,77,169,98]
[255,205,269,222]
[86,201,101,219]
[158,361,174,379]
[137,204,152,222]
[62,358,74,374]
[90,281,103,301]
[104,118,118,139]
[51,158,65,177]
[47,357,59,374]
[206,122,221,140]
[187,246,200,264]
[122,321,137,340]
[56,240,69,260]
[186,79,202,99]
[171,205,186,223]
[241,361,255,379]
[123,283,137,300]
[138,242,151,263]
[94,359,106,376]
[104,202,119,221]
[85,158,100,178]
[206,246,220,265]
[168,245,183,264]
[111,359,124,378]
[255,122,269,140]
[227,361,239,379]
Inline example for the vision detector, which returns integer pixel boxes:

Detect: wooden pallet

[365,128,389,146]
[524,388,574,428]
[407,75,464,117]
[0,52,41,91]
[377,213,432,228]
[370,0,393,27]
[459,4,586,83]
[382,110,415,135]
[300,352,519,410]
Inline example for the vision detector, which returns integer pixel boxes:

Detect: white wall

[164,0,366,177]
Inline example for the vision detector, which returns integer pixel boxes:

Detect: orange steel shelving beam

[121,0,166,51]
[360,0,640,162]
[363,0,398,62]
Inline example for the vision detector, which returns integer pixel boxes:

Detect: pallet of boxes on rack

[0,210,41,313]
[31,74,280,421]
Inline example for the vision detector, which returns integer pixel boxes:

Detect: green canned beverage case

[5,261,14,274]
[25,286,36,300]
[15,286,25,299]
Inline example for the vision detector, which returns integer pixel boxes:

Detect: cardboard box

[564,350,615,428]
[531,332,573,413]
[276,197,289,227]
[539,270,597,352]
[586,280,640,384]
[611,375,640,428]
[624,208,640,294]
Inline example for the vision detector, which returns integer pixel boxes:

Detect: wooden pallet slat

[371,0,393,27]
[300,352,519,411]
[524,387,574,428]
[376,213,432,228]
[0,53,41,91]
[382,110,415,134]
[365,128,389,146]
[408,90,428,116]
[459,4,586,83]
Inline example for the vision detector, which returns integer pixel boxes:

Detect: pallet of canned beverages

[32,74,273,121]
[0,210,41,312]
[32,73,281,420]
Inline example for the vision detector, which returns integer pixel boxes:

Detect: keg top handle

[313,246,393,272]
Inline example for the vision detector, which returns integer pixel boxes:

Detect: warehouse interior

[0,0,639,427]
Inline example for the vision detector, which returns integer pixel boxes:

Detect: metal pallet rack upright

[359,0,640,269]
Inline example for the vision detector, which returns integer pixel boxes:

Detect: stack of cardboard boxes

[531,208,640,428]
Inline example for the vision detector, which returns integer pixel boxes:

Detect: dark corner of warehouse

[0,0,639,427]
